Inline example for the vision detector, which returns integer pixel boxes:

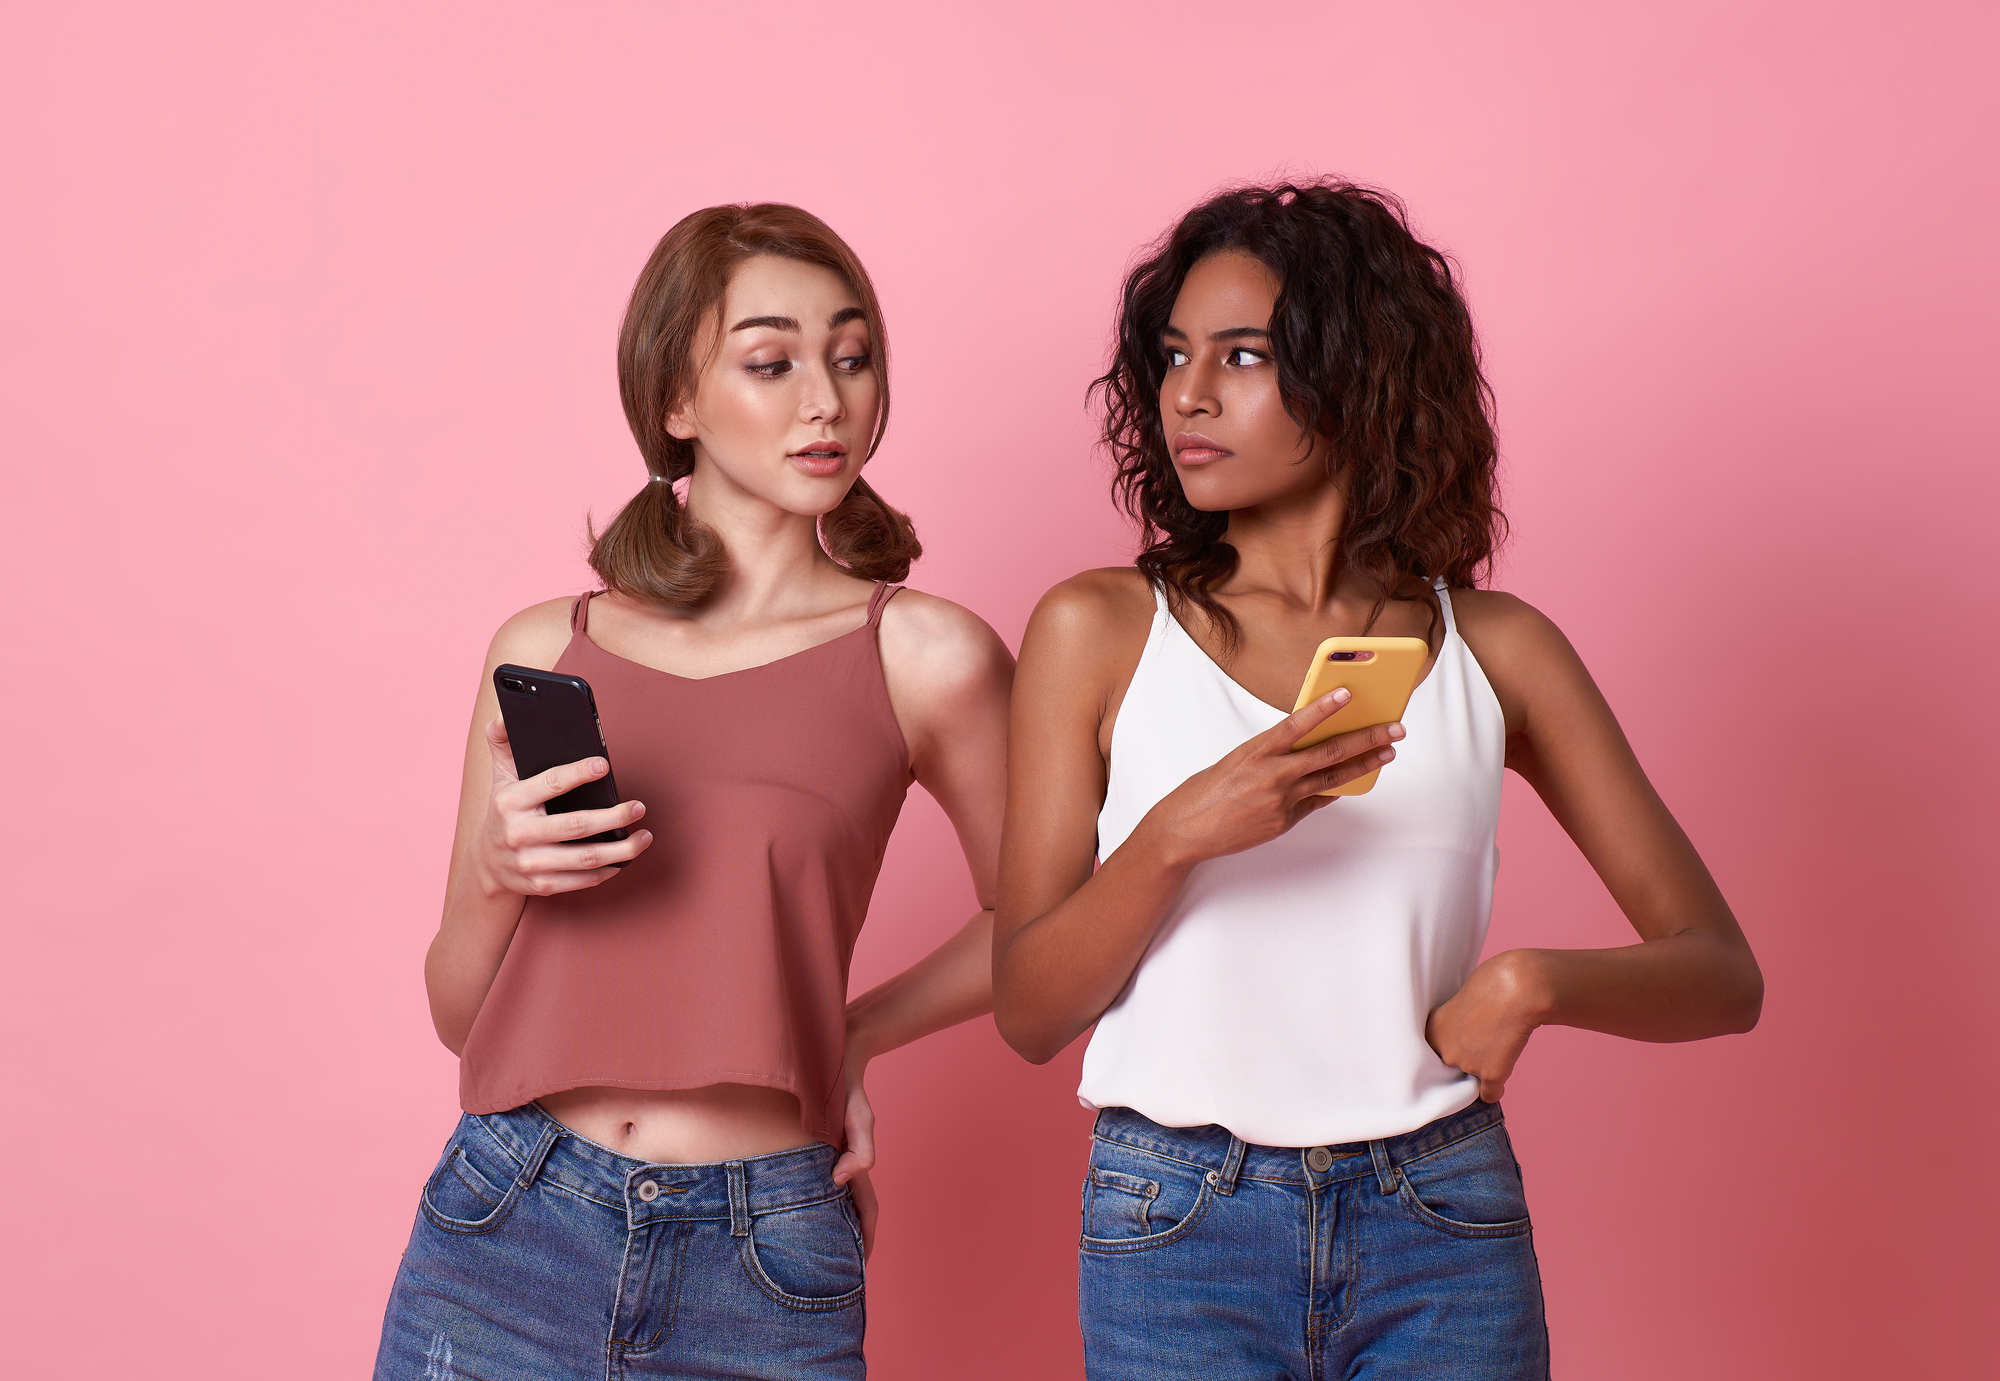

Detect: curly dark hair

[1091,180,1505,649]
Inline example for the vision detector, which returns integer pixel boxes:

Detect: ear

[664,403,698,442]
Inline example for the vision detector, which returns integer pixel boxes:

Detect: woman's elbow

[992,994,1065,1065]
[1726,959,1765,1035]
[1710,945,1764,1036]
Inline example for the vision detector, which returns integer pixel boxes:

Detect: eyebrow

[1162,324,1271,342]
[729,307,868,334]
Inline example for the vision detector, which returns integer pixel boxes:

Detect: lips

[789,439,848,477]
[1171,431,1232,465]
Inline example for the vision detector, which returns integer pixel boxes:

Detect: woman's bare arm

[846,589,1015,1062]
[424,599,655,1053]
[992,572,1398,1064]
[1429,592,1764,1099]
[829,590,1015,1194]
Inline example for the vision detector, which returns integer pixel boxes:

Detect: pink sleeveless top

[458,583,913,1147]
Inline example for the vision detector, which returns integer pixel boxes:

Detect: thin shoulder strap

[571,591,597,634]
[1432,577,1457,636]
[865,581,902,627]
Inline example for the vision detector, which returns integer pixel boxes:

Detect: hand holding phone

[493,665,630,845]
[1290,637,1427,796]
[477,665,652,888]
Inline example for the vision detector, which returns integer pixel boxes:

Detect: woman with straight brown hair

[373,203,1012,1380]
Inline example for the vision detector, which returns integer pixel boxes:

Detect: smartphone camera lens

[1328,651,1359,662]
[501,677,527,693]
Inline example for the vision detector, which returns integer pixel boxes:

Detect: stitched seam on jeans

[1395,1182,1532,1239]
[1078,1179,1214,1255]
[422,1194,519,1234]
[619,1223,691,1358]
[606,1213,645,1360]
[738,1234,867,1312]
[744,1187,854,1216]
[467,1114,534,1174]
[447,1148,503,1206]
[1089,1134,1214,1177]
[1089,1168,1161,1200]
[1331,1181,1361,1332]
[539,1176,629,1212]
[1394,1119,1505,1172]
[421,1159,526,1236]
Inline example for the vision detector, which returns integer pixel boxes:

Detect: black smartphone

[492,664,630,855]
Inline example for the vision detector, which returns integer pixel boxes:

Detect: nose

[1171,357,1219,421]
[799,359,845,427]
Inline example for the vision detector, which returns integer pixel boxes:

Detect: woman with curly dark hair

[992,181,1762,1378]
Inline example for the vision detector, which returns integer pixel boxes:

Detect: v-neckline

[572,602,877,684]
[1157,603,1446,721]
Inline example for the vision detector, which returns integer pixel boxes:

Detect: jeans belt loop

[726,1161,751,1237]
[517,1119,561,1192]
[1215,1135,1249,1197]
[1368,1138,1400,1195]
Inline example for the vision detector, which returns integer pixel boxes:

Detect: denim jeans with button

[1079,1100,1549,1380]
[374,1103,865,1380]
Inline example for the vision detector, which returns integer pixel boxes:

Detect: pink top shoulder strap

[571,592,598,633]
[865,581,903,627]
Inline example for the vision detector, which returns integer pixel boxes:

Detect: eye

[746,359,794,379]
[1165,348,1189,368]
[1224,347,1268,367]
[833,353,873,374]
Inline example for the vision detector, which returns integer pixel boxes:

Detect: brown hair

[1092,180,1505,651]
[590,203,920,605]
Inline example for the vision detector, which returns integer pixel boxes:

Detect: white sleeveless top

[1078,582,1506,1146]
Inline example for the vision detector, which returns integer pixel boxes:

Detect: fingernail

[591,758,607,774]
[1378,747,1395,762]
[1388,723,1405,740]
[637,831,653,844]
[1332,688,1351,703]
[630,801,646,817]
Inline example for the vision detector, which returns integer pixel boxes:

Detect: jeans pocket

[741,1193,866,1311]
[1395,1123,1533,1239]
[420,1118,527,1236]
[1080,1142,1212,1254]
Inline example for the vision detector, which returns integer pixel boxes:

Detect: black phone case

[492,664,630,852]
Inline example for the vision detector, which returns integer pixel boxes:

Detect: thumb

[831,1090,876,1186]
[484,714,520,783]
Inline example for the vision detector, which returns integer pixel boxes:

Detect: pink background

[4,3,1995,1376]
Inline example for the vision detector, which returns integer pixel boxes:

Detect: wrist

[843,1008,884,1072]
[1130,810,1205,875]
[1496,949,1559,1028]
[465,852,514,905]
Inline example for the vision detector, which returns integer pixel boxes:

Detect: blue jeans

[1079,1100,1548,1379]
[374,1104,866,1380]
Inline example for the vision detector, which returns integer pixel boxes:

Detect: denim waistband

[469,1102,845,1232]
[1091,1098,1504,1194]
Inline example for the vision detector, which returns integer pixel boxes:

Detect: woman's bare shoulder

[485,596,581,673]
[1449,587,1599,731]
[1026,567,1156,649]
[1450,588,1578,666]
[876,586,1015,704]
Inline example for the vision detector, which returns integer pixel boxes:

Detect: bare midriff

[537,1083,818,1165]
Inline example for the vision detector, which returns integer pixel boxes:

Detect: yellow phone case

[1290,636,1428,796]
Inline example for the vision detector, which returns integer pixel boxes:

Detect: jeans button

[1306,1146,1334,1173]
[636,1180,660,1202]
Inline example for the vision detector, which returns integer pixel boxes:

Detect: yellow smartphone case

[1290,636,1428,796]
